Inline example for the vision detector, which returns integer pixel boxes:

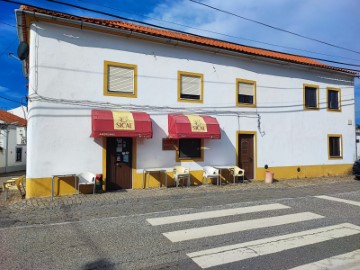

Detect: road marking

[187,223,360,269]
[163,212,323,242]
[314,195,360,207]
[289,249,360,270]
[147,203,290,226]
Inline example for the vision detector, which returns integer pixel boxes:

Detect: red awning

[168,114,221,139]
[91,110,152,138]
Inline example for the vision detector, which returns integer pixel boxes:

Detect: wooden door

[106,137,133,190]
[238,134,254,179]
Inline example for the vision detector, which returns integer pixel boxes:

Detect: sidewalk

[1,175,358,210]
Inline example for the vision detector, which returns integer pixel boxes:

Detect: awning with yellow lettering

[168,114,221,139]
[91,110,152,138]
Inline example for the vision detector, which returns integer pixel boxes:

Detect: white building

[0,109,27,174]
[16,6,357,198]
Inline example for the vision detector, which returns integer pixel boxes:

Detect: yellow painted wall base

[256,164,352,180]
[26,164,352,198]
[26,176,93,199]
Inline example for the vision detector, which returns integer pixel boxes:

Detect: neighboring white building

[0,109,27,174]
[8,105,28,120]
[16,6,357,198]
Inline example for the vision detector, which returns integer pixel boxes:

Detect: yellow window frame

[327,134,343,159]
[326,87,342,112]
[236,79,257,107]
[176,138,204,162]
[104,60,138,98]
[177,71,204,104]
[303,84,320,110]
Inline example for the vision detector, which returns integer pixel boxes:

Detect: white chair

[229,166,245,183]
[173,166,190,187]
[77,172,96,194]
[3,175,26,200]
[202,166,220,186]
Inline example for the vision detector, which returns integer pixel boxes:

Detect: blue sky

[0,0,359,120]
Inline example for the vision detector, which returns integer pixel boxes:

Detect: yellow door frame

[236,131,257,180]
[102,137,137,190]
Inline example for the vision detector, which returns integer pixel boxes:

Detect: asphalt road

[1,182,360,269]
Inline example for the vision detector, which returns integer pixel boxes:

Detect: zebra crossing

[146,199,360,269]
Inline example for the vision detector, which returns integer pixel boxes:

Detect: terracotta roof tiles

[0,109,26,126]
[19,5,356,75]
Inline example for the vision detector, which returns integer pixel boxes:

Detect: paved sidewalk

[0,175,359,229]
[1,175,358,210]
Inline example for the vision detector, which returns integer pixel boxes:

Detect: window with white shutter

[237,79,256,107]
[178,71,203,103]
[104,61,137,98]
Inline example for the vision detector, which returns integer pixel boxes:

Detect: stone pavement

[0,175,356,209]
[0,175,359,229]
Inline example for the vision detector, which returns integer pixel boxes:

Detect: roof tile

[19,5,355,75]
[0,109,26,126]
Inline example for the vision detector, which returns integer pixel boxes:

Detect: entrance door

[106,137,133,190]
[238,134,254,179]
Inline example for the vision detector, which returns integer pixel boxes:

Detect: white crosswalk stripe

[314,195,360,207]
[163,212,323,242]
[146,203,290,226]
[187,223,360,269]
[146,202,360,269]
[289,249,360,270]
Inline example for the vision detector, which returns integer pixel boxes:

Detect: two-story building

[16,6,357,198]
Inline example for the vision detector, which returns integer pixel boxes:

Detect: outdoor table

[51,174,77,201]
[142,168,168,189]
[213,166,235,186]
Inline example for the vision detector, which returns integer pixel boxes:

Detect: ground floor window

[16,147,22,162]
[178,138,202,160]
[328,135,342,159]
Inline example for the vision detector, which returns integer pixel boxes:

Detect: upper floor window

[304,84,319,110]
[178,71,203,103]
[104,61,137,98]
[237,79,256,107]
[328,134,342,159]
[327,88,341,111]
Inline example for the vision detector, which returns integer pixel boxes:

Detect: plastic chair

[3,175,26,200]
[77,172,96,194]
[229,166,245,183]
[173,166,190,187]
[202,166,220,186]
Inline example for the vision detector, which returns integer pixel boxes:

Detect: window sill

[176,157,204,162]
[236,103,256,108]
[327,108,342,112]
[104,92,137,98]
[178,98,203,104]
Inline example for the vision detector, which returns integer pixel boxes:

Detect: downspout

[4,127,9,173]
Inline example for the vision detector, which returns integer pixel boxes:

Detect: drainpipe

[4,127,9,173]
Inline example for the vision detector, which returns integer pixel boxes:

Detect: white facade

[0,125,26,174]
[20,17,355,196]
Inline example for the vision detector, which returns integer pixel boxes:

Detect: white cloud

[145,0,360,62]
[0,85,9,93]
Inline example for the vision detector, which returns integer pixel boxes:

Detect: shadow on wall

[35,21,353,87]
